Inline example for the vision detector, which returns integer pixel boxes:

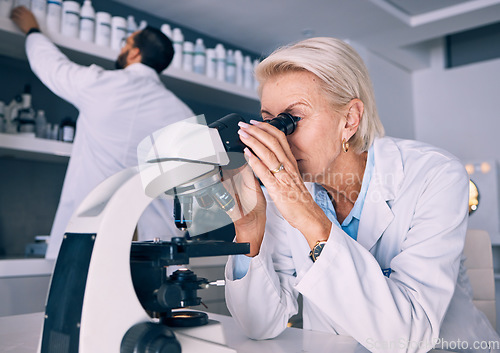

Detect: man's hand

[10,6,39,34]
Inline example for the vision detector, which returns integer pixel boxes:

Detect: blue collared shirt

[233,146,374,279]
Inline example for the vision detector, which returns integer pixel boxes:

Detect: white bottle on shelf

[35,109,47,138]
[13,0,29,8]
[0,0,14,19]
[126,15,137,37]
[94,11,111,47]
[61,1,80,38]
[46,0,62,34]
[30,0,47,27]
[243,55,253,90]
[225,49,236,84]
[215,43,226,82]
[234,50,243,87]
[182,41,194,72]
[138,20,147,30]
[160,23,172,39]
[79,0,95,43]
[171,28,184,69]
[110,16,127,50]
[205,48,216,79]
[193,38,205,75]
[253,59,260,90]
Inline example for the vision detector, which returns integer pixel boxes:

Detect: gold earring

[342,138,349,153]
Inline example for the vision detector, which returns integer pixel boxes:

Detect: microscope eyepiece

[265,113,301,135]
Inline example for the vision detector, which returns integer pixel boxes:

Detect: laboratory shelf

[0,133,72,163]
[0,17,260,113]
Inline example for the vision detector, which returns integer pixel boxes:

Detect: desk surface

[0,312,367,353]
[0,312,449,353]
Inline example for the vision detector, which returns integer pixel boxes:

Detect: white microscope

[37,113,300,353]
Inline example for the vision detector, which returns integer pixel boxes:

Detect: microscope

[38,113,300,353]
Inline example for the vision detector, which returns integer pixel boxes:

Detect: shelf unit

[0,17,260,113]
[0,133,71,163]
[0,17,260,161]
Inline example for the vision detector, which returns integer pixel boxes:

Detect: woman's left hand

[238,120,332,248]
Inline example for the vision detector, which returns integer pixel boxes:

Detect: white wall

[413,40,500,162]
[413,39,500,333]
[353,43,416,140]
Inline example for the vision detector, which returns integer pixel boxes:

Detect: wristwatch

[309,240,328,262]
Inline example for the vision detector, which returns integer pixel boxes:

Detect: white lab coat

[25,33,194,259]
[225,137,500,353]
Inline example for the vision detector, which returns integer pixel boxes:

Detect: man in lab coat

[11,7,194,259]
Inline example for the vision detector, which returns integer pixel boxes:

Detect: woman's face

[260,71,345,183]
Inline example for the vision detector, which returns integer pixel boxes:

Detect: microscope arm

[41,161,216,353]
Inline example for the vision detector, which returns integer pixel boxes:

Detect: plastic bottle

[234,50,243,87]
[35,110,47,138]
[59,117,75,142]
[13,0,29,8]
[225,49,236,84]
[126,15,137,37]
[51,123,59,140]
[171,28,184,69]
[205,48,216,79]
[30,0,47,27]
[110,16,127,50]
[182,41,194,72]
[192,38,206,75]
[138,20,147,30]
[94,12,111,47]
[5,96,21,134]
[44,122,52,139]
[61,1,80,38]
[46,0,62,34]
[215,44,226,82]
[160,23,172,39]
[243,55,253,90]
[253,59,260,90]
[18,85,36,137]
[0,0,14,19]
[79,0,95,43]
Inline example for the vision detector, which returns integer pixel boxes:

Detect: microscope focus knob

[121,322,181,353]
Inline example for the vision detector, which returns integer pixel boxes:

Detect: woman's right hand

[223,163,267,257]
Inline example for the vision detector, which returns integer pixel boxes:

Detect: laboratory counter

[0,312,452,353]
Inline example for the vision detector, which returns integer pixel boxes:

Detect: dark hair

[133,26,174,73]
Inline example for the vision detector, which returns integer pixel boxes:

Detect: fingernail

[243,147,252,157]
[238,129,249,138]
[249,119,261,125]
[238,121,249,128]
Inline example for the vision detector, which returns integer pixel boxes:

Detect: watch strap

[27,27,41,36]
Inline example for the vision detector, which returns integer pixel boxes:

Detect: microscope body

[38,118,246,353]
[38,113,299,353]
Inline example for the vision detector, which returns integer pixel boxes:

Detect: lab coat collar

[357,137,403,251]
[124,63,160,81]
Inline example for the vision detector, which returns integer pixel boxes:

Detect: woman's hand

[222,163,267,257]
[237,120,332,248]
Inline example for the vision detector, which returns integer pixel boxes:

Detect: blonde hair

[255,37,384,153]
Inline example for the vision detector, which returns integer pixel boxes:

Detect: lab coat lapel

[357,138,404,251]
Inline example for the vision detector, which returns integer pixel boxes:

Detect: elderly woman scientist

[224,37,500,353]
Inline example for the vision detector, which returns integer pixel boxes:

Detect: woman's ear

[344,99,364,138]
